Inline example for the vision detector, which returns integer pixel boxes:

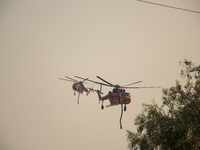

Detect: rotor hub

[115,85,120,89]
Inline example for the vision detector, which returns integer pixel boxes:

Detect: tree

[127,60,200,150]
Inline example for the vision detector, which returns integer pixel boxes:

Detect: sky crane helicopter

[75,75,161,129]
[58,76,91,104]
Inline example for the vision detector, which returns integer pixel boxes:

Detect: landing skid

[101,104,117,110]
[101,104,127,111]
[106,104,118,108]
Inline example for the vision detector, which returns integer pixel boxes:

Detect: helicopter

[75,75,161,129]
[58,76,91,104]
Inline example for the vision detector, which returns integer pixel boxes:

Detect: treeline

[127,60,200,150]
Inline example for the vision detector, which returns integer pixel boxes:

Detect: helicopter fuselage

[97,88,131,105]
[72,82,89,94]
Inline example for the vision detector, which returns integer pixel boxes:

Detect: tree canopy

[127,60,200,150]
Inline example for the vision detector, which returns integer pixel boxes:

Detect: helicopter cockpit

[121,92,130,98]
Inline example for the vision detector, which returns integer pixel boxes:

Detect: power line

[137,0,200,14]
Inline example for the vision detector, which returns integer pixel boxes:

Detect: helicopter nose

[125,96,131,101]
[121,95,131,104]
[72,85,76,90]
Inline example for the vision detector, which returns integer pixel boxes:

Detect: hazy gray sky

[1,0,200,150]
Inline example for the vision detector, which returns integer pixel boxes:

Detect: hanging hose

[120,104,123,129]
[77,93,80,104]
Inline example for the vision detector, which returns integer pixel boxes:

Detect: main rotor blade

[65,76,78,82]
[120,86,161,89]
[82,77,89,83]
[75,76,111,87]
[96,76,114,86]
[58,78,75,83]
[122,81,143,87]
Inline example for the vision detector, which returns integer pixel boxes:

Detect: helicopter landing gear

[124,105,127,111]
[101,101,104,110]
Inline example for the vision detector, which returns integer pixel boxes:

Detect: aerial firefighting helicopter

[75,75,161,129]
[58,76,91,104]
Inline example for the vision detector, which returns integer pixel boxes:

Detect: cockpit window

[122,93,130,97]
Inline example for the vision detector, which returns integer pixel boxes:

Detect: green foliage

[127,59,200,150]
